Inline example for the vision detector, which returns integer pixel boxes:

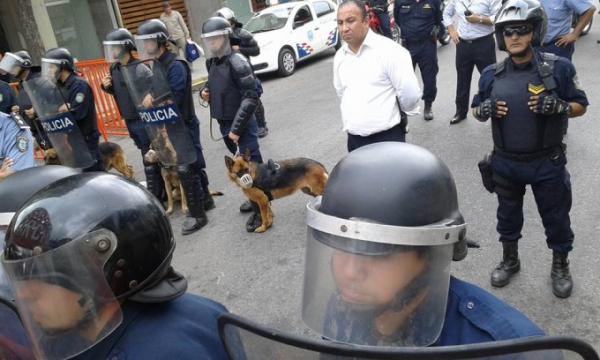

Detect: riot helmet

[200,17,232,59]
[135,19,170,60]
[0,51,32,77]
[302,142,467,347]
[104,28,136,64]
[41,47,75,82]
[494,0,547,51]
[215,7,243,28]
[1,173,185,359]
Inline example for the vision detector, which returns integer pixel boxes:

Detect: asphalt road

[116,20,600,350]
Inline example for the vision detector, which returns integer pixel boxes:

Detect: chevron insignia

[528,83,545,95]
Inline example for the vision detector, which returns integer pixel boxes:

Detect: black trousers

[347,121,406,152]
[455,33,496,117]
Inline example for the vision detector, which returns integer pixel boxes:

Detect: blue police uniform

[394,0,443,106]
[472,51,588,253]
[15,68,52,150]
[0,80,17,114]
[60,74,103,171]
[0,112,35,171]
[74,294,229,360]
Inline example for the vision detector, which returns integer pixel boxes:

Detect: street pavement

[113,21,600,349]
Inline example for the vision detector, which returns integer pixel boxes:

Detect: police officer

[1,171,229,359]
[394,0,444,121]
[200,17,265,231]
[471,0,588,298]
[101,28,168,203]
[0,112,34,178]
[302,142,545,346]
[0,51,51,150]
[0,79,16,114]
[215,7,269,138]
[42,48,104,171]
[136,19,212,235]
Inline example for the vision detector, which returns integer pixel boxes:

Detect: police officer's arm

[471,67,508,121]
[67,82,94,122]
[388,46,421,113]
[541,60,587,118]
[165,60,187,104]
[556,1,596,46]
[0,117,34,171]
[100,68,114,95]
[230,54,258,136]
[442,0,459,43]
[235,29,260,57]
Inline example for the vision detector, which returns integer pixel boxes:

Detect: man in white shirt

[160,1,191,57]
[334,0,421,152]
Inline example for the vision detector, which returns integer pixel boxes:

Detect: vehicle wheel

[439,31,451,46]
[277,48,296,77]
[581,16,593,36]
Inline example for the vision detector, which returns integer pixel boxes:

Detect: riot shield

[22,78,94,168]
[121,59,196,166]
[218,313,599,360]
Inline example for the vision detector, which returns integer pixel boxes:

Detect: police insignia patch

[16,135,28,152]
[572,74,582,90]
[527,83,545,95]
[75,92,85,103]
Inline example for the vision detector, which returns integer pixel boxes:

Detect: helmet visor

[134,34,162,61]
[301,200,454,347]
[0,53,25,76]
[1,228,122,360]
[103,41,129,64]
[41,58,63,82]
[200,31,232,59]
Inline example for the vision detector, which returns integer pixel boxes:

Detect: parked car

[246,0,339,76]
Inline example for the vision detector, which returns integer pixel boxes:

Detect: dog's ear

[242,149,251,162]
[224,156,234,171]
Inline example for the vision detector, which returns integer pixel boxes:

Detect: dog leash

[209,117,227,142]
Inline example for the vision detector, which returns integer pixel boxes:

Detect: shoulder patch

[16,134,29,152]
[75,92,85,104]
[572,74,583,91]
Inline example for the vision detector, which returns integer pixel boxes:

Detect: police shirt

[540,0,595,43]
[157,51,197,123]
[0,112,35,171]
[395,0,443,42]
[75,294,229,360]
[472,51,588,152]
[60,74,98,138]
[0,80,17,114]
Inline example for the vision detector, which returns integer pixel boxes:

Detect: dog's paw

[182,207,189,216]
[165,208,174,215]
[254,225,268,233]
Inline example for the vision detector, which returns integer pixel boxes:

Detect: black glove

[475,98,496,120]
[532,93,570,116]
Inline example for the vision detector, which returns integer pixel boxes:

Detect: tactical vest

[109,62,139,120]
[490,52,565,153]
[158,52,195,123]
[207,56,243,121]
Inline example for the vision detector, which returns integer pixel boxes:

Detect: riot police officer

[0,80,16,114]
[0,51,51,150]
[1,171,229,359]
[101,28,167,202]
[42,47,104,171]
[394,0,444,120]
[215,7,269,138]
[301,142,544,346]
[471,0,588,298]
[135,19,212,235]
[200,17,265,231]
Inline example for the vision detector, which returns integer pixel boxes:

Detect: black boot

[239,200,253,213]
[423,101,434,121]
[491,242,520,287]
[551,251,573,298]
[178,166,208,235]
[198,169,215,211]
[245,202,262,232]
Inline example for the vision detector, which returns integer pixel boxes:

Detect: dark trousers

[491,151,574,253]
[219,116,263,163]
[455,34,496,117]
[538,42,574,61]
[347,121,406,152]
[376,12,393,39]
[125,119,151,156]
[405,40,438,103]
[255,98,267,129]
[83,135,104,172]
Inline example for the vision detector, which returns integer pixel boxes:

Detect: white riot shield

[121,59,196,166]
[218,313,598,360]
[22,78,94,168]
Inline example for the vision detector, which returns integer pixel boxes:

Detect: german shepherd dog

[44,142,134,179]
[143,148,187,216]
[225,150,328,233]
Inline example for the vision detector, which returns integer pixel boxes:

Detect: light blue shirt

[0,112,35,171]
[443,0,502,40]
[540,0,594,43]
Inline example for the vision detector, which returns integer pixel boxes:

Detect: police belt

[459,32,494,44]
[493,145,562,162]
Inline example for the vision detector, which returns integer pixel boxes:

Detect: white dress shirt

[333,30,421,137]
[442,0,501,40]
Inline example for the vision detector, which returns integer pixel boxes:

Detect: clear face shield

[200,30,232,59]
[103,41,129,64]
[1,224,123,360]
[41,58,62,83]
[134,34,162,61]
[0,53,25,77]
[302,199,465,347]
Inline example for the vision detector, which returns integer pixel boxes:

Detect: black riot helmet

[494,0,547,51]
[215,7,243,28]
[12,51,32,68]
[201,17,233,59]
[202,16,232,36]
[42,47,75,73]
[0,51,33,77]
[1,173,185,358]
[137,19,170,47]
[302,142,467,347]
[104,28,137,63]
